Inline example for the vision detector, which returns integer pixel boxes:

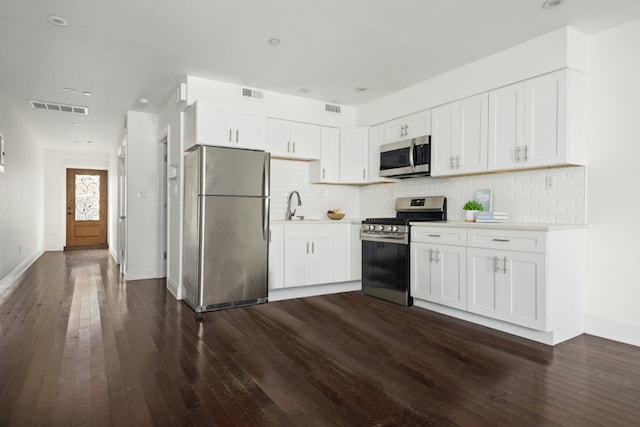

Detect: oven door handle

[409,138,416,170]
[361,233,409,245]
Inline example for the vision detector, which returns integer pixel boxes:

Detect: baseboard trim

[0,250,45,295]
[109,246,118,262]
[585,315,640,348]
[167,278,181,300]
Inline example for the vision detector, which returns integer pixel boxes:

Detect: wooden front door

[66,168,108,249]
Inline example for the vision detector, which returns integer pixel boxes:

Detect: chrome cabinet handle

[450,156,455,169]
[322,168,325,179]
[495,256,501,273]
[524,145,529,161]
[435,250,440,263]
[492,238,510,242]
[306,242,309,254]
[405,124,409,136]
[236,129,239,143]
[362,169,366,180]
[428,234,441,238]
[229,129,232,143]
[429,249,434,263]
[456,156,461,169]
[503,257,508,274]
[293,142,296,153]
[287,141,290,153]
[516,146,521,162]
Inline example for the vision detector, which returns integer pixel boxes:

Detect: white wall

[0,87,44,284]
[357,27,587,126]
[43,150,110,251]
[584,17,640,342]
[124,111,161,280]
[157,86,188,298]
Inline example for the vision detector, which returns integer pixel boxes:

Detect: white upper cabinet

[431,93,488,177]
[309,127,340,183]
[383,110,431,144]
[266,118,321,160]
[184,101,265,151]
[339,128,369,184]
[488,69,585,171]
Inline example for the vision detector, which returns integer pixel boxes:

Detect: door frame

[158,127,169,279]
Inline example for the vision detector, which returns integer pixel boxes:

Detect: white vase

[464,210,478,222]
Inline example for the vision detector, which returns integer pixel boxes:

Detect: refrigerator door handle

[263,153,270,198]
[262,197,269,241]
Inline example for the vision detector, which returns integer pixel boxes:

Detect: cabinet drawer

[411,227,467,246]
[467,229,546,253]
[284,224,334,240]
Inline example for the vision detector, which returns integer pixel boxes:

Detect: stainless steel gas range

[361,196,447,306]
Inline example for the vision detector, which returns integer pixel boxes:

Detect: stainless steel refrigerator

[182,145,270,312]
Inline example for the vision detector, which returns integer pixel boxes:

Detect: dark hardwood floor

[1,250,639,426]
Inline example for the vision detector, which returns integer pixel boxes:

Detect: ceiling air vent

[325,104,341,114]
[241,87,264,101]
[29,100,89,115]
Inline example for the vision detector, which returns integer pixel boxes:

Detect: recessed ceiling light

[268,38,281,46]
[47,15,69,27]
[298,88,311,94]
[82,91,92,96]
[543,0,563,9]
[356,87,369,92]
[62,87,76,94]
[86,140,93,144]
[138,97,150,105]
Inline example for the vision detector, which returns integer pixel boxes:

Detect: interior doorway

[65,168,108,249]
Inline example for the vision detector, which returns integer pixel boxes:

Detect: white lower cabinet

[411,243,466,310]
[467,248,546,331]
[411,224,586,345]
[268,225,285,290]
[284,225,334,287]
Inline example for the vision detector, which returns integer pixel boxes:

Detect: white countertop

[410,220,588,231]
[271,218,362,225]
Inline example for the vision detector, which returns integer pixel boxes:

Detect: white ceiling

[1,0,640,154]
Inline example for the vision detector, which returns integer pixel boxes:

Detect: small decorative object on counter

[327,208,345,220]
[462,200,483,222]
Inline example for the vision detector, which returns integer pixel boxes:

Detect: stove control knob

[377,225,385,231]
[392,226,399,232]
[369,225,375,230]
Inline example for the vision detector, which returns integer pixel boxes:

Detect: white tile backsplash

[271,159,585,224]
[360,166,586,224]
[270,159,360,220]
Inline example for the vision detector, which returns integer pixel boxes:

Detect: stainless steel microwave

[379,135,431,178]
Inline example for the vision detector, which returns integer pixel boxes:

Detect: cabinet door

[405,110,431,139]
[383,118,405,143]
[339,128,368,183]
[431,102,456,176]
[269,225,285,289]
[411,242,435,301]
[524,70,567,168]
[432,245,467,310]
[349,224,362,280]
[290,122,321,159]
[265,118,292,157]
[233,108,265,151]
[457,93,488,175]
[503,251,547,330]
[319,127,340,182]
[307,237,334,285]
[283,238,308,287]
[196,103,233,147]
[467,248,501,319]
[333,224,350,283]
[488,83,525,171]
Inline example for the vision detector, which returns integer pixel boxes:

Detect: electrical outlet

[545,175,556,190]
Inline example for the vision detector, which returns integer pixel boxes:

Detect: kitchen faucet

[286,191,302,220]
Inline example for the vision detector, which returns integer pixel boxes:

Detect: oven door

[361,233,412,306]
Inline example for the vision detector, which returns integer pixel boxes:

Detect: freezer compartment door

[202,146,270,197]
[201,195,269,308]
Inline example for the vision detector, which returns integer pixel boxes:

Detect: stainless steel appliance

[379,135,431,178]
[361,196,446,306]
[183,145,270,312]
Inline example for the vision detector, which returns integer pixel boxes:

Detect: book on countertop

[475,211,509,222]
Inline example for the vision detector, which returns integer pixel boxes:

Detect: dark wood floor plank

[1,249,640,426]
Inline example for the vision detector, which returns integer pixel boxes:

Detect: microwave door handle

[409,138,416,170]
